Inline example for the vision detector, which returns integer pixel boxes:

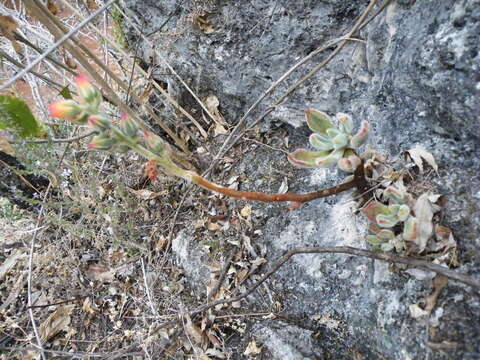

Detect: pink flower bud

[87,133,115,150]
[88,114,111,131]
[143,131,166,154]
[119,114,138,137]
[76,75,101,107]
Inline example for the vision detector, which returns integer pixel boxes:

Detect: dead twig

[207,250,235,303]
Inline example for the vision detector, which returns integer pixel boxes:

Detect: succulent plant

[361,181,416,252]
[288,110,369,172]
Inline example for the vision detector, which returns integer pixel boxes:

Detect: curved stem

[192,161,367,204]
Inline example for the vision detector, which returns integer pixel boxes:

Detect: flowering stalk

[49,76,368,206]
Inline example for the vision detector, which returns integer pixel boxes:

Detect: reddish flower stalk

[191,161,368,204]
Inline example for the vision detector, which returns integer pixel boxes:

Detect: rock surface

[123,0,480,358]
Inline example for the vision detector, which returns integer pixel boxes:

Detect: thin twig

[141,257,159,316]
[207,250,235,303]
[10,130,96,144]
[0,0,116,91]
[0,346,143,359]
[27,183,52,360]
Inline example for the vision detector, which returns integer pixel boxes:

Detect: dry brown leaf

[424,274,448,312]
[0,135,16,156]
[47,0,60,15]
[0,15,22,53]
[39,304,75,342]
[86,0,100,9]
[184,314,205,346]
[193,13,214,34]
[128,188,167,200]
[207,221,222,231]
[244,341,262,355]
[0,250,26,280]
[407,146,438,173]
[433,225,457,252]
[205,95,229,136]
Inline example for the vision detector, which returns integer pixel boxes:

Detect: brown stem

[192,161,367,204]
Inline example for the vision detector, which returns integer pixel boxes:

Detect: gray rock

[123,0,480,358]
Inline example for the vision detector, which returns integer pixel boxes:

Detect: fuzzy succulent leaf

[397,204,411,221]
[305,109,334,135]
[337,153,361,173]
[332,133,349,149]
[287,149,331,168]
[309,133,333,151]
[380,242,395,252]
[368,223,382,234]
[362,201,390,222]
[384,185,406,203]
[314,148,344,168]
[337,113,354,134]
[350,121,369,148]
[376,213,399,228]
[377,229,395,240]
[366,235,384,244]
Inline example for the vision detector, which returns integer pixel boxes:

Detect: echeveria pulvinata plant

[288,110,369,172]
[49,76,368,206]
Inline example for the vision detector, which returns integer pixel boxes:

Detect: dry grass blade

[0,0,116,91]
[113,4,217,126]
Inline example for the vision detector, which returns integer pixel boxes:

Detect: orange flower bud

[49,100,82,120]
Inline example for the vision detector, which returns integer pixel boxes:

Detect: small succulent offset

[288,110,369,172]
[361,179,448,254]
[361,181,414,252]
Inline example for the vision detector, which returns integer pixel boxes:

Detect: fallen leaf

[0,15,22,53]
[0,135,16,156]
[413,193,435,252]
[207,221,222,231]
[86,0,100,9]
[184,314,205,346]
[424,274,448,312]
[240,205,252,218]
[128,188,167,200]
[244,341,262,355]
[407,146,438,173]
[193,13,214,34]
[39,305,75,342]
[205,95,229,137]
[409,303,429,319]
[0,250,26,280]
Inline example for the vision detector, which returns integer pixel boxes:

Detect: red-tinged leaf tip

[120,113,129,120]
[48,100,79,119]
[361,201,389,222]
[76,74,90,88]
